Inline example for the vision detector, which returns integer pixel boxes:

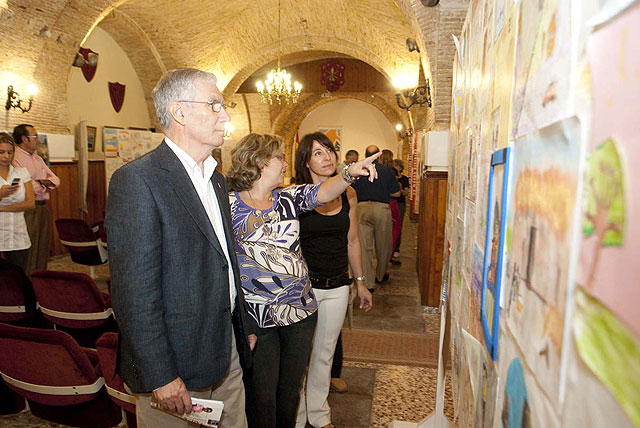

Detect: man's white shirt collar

[165,137,217,181]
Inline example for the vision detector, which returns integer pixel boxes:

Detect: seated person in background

[226,133,380,428]
[0,132,35,273]
[294,132,372,428]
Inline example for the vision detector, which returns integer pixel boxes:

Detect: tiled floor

[1,219,454,428]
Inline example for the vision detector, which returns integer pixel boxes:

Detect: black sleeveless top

[299,191,350,278]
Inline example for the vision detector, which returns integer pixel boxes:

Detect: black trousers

[245,311,318,428]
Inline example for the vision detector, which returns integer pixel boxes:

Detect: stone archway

[269,92,409,175]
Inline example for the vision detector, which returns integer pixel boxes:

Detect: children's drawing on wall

[455,217,465,293]
[494,0,505,41]
[579,139,625,288]
[464,200,476,280]
[573,290,640,427]
[466,126,480,202]
[472,243,484,303]
[578,1,640,339]
[511,0,571,139]
[501,359,531,428]
[490,106,501,150]
[474,353,498,428]
[475,154,490,246]
[570,6,640,425]
[505,118,580,400]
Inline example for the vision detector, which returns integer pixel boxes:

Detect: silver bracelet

[354,276,365,282]
[341,163,357,184]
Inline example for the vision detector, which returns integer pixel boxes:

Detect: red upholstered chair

[0,323,122,427]
[0,259,39,325]
[55,218,108,279]
[30,271,117,348]
[96,333,137,428]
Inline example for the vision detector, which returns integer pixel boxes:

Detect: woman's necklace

[247,190,280,257]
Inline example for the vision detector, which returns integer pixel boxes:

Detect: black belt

[35,200,47,206]
[308,270,351,290]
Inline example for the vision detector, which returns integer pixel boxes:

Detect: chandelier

[256,0,302,104]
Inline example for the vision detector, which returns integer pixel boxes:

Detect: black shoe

[368,288,375,293]
[375,273,389,284]
[389,258,402,265]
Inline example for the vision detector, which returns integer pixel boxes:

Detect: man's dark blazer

[105,141,252,393]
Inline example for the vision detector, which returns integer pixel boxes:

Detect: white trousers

[295,285,350,428]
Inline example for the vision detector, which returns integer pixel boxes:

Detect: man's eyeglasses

[178,100,228,113]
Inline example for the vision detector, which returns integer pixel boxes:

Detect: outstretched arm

[316,152,382,203]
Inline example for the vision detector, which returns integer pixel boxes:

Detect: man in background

[352,145,400,292]
[13,124,60,274]
[337,149,359,172]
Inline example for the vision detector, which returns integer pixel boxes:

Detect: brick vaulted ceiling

[104,0,421,93]
[0,0,468,133]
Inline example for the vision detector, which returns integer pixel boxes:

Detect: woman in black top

[294,133,372,428]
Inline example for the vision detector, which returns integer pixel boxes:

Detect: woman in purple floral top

[226,133,380,428]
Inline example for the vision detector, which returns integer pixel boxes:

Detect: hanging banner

[108,82,126,113]
[78,48,98,83]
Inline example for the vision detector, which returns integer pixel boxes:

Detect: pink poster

[577,3,640,337]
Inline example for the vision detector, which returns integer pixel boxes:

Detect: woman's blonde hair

[0,132,16,162]
[226,133,283,191]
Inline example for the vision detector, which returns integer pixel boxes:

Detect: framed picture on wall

[481,146,511,360]
[87,126,97,152]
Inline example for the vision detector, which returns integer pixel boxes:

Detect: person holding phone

[12,124,59,274]
[0,132,35,272]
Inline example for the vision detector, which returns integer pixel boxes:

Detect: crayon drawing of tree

[582,139,625,287]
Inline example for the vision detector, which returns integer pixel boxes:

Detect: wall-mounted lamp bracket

[395,80,432,110]
[5,86,33,113]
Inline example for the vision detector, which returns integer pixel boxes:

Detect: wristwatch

[354,276,365,282]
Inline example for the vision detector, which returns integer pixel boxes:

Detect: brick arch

[270,93,409,174]
[222,36,395,97]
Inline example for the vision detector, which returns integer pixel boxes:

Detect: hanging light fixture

[256,0,302,104]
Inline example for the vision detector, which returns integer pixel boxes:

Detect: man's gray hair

[152,68,217,131]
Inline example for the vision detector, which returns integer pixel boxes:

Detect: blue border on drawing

[481,147,510,360]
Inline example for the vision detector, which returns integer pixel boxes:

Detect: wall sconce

[395,79,432,110]
[223,122,234,140]
[6,84,38,113]
[395,123,414,140]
